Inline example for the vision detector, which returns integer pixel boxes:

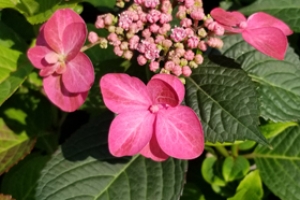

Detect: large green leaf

[219,34,300,122]
[0,0,79,24]
[0,46,33,106]
[0,118,35,175]
[35,114,187,200]
[227,170,263,200]
[0,21,27,51]
[254,126,300,200]
[239,0,300,32]
[1,154,50,200]
[185,59,267,145]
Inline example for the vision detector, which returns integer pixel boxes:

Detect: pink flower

[187,36,199,48]
[27,9,94,112]
[184,50,195,60]
[137,55,147,65]
[147,9,161,23]
[171,27,187,42]
[211,8,293,60]
[149,61,160,71]
[182,66,192,77]
[88,31,98,44]
[144,0,159,8]
[100,73,204,160]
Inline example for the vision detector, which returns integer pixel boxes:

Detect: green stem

[80,40,101,52]
[231,144,239,157]
[242,153,256,159]
[215,146,230,157]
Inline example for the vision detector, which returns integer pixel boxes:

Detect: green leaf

[83,0,116,9]
[1,154,50,200]
[222,156,250,182]
[201,157,226,186]
[0,46,33,105]
[0,118,35,175]
[227,170,263,200]
[0,21,27,51]
[0,0,80,24]
[260,121,298,139]
[238,140,256,151]
[35,114,187,200]
[219,34,300,122]
[239,0,300,32]
[254,126,300,200]
[181,183,205,200]
[185,59,268,145]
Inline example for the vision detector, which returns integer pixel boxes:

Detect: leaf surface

[35,115,187,200]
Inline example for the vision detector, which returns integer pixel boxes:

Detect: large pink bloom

[100,73,204,161]
[211,8,293,60]
[27,9,94,112]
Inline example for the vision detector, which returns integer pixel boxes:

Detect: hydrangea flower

[27,9,94,112]
[100,73,204,161]
[211,8,293,60]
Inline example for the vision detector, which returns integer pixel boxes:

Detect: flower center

[44,52,67,74]
[149,103,170,113]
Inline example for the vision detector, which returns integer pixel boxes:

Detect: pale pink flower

[95,15,105,28]
[119,11,134,30]
[149,61,160,71]
[185,0,195,8]
[184,50,195,60]
[164,61,175,71]
[207,37,224,49]
[194,54,204,64]
[170,27,187,42]
[147,9,161,23]
[191,8,205,20]
[161,0,172,13]
[211,8,293,60]
[198,41,207,51]
[114,46,124,56]
[162,39,172,48]
[172,65,182,76]
[143,42,160,60]
[123,50,133,60]
[129,35,140,49]
[180,18,192,28]
[137,55,147,65]
[27,9,94,112]
[160,13,172,24]
[150,24,160,33]
[100,73,204,161]
[104,14,114,26]
[142,28,152,38]
[144,0,159,8]
[182,66,192,77]
[187,36,199,49]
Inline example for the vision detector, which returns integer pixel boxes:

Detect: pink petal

[147,74,184,107]
[156,106,204,159]
[43,74,88,112]
[140,134,169,162]
[100,73,152,114]
[44,9,86,54]
[247,12,293,36]
[210,8,246,32]
[108,110,155,157]
[151,74,185,103]
[39,65,58,77]
[62,52,94,93]
[27,46,53,69]
[63,23,87,60]
[242,27,288,60]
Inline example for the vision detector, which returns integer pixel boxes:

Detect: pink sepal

[100,73,152,114]
[62,52,94,93]
[156,106,204,159]
[108,110,155,156]
[140,133,169,161]
[247,12,293,36]
[44,9,86,55]
[43,74,88,112]
[242,27,288,60]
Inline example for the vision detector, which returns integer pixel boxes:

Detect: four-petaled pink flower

[100,73,204,161]
[27,9,94,112]
[211,8,293,60]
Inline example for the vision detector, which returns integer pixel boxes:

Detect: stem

[231,144,239,157]
[80,40,101,52]
[215,146,230,157]
[242,153,256,159]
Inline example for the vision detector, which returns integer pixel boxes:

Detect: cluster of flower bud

[90,0,225,77]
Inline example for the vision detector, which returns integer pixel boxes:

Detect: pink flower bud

[171,27,187,42]
[182,66,192,77]
[104,14,114,26]
[150,24,160,33]
[164,61,175,71]
[172,65,182,76]
[95,16,105,29]
[207,37,224,49]
[190,8,205,20]
[139,12,148,23]
[175,48,185,57]
[114,46,123,56]
[137,55,147,65]
[129,35,140,49]
[194,54,204,64]
[187,36,199,49]
[149,61,160,71]
[198,41,207,51]
[162,39,172,48]
[184,50,195,61]
[161,0,172,13]
[185,0,195,8]
[123,50,133,60]
[160,13,172,24]
[155,35,165,44]
[158,23,171,35]
[144,0,159,8]
[147,10,161,23]
[88,31,99,44]
[120,41,129,50]
[142,28,152,38]
[134,0,144,4]
[180,18,192,27]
